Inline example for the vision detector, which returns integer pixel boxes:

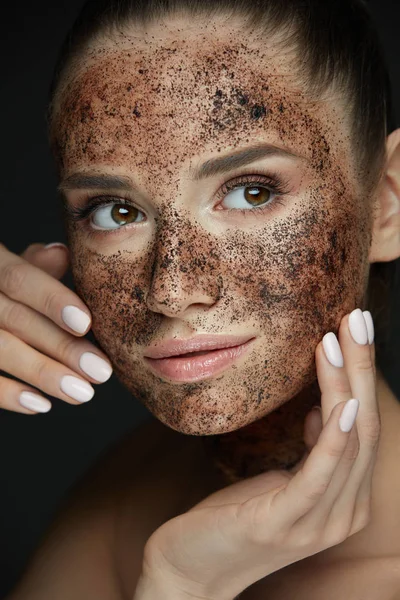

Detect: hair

[46,0,399,371]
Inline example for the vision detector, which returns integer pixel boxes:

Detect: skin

[51,14,400,525]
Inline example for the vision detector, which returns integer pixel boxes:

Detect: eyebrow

[57,142,304,194]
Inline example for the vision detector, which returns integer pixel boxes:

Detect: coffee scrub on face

[49,8,389,485]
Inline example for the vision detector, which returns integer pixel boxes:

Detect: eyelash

[64,172,290,238]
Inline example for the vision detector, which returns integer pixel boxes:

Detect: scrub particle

[55,17,374,485]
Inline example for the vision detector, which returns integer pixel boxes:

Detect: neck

[200,368,395,489]
[200,377,322,485]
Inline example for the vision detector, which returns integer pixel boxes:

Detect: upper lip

[143,334,255,359]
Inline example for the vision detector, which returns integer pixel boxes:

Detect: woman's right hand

[0,242,113,414]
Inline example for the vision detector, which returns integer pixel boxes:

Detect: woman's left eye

[219,182,276,211]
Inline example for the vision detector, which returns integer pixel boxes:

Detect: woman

[1,0,400,598]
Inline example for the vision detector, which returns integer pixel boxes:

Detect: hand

[141,309,379,600]
[0,242,112,413]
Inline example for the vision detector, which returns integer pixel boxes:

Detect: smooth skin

[0,242,112,412]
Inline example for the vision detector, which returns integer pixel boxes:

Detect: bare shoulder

[241,555,400,600]
[6,417,211,600]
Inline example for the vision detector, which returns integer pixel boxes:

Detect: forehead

[53,17,351,182]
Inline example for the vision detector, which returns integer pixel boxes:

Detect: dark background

[0,0,400,597]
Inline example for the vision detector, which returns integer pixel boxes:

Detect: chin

[111,350,318,437]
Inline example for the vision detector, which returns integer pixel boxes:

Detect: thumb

[21,242,69,280]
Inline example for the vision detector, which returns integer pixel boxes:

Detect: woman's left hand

[140,309,378,600]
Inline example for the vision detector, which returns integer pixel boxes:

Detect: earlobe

[368,128,400,264]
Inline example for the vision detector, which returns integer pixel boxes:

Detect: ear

[369,128,400,264]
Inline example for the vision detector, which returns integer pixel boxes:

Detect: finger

[293,309,377,537]
[0,292,112,384]
[288,407,322,476]
[363,311,376,382]
[0,374,52,414]
[270,398,359,528]
[21,243,69,280]
[0,329,95,405]
[0,243,91,336]
[325,309,378,536]
[289,333,361,533]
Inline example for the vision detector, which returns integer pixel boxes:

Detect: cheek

[66,229,160,368]
[225,194,370,347]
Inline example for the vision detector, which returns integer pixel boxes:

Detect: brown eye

[110,205,138,225]
[92,203,145,230]
[222,184,274,211]
[244,186,271,206]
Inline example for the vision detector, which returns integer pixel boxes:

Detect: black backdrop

[0,1,399,597]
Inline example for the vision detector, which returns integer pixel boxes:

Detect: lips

[143,334,255,359]
[143,337,255,383]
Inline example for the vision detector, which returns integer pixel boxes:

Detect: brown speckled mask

[54,17,373,447]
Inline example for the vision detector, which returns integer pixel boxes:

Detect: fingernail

[348,308,369,345]
[322,332,344,368]
[19,392,52,413]
[61,305,91,334]
[79,352,113,383]
[363,311,375,345]
[339,398,360,433]
[43,242,68,250]
[60,375,94,403]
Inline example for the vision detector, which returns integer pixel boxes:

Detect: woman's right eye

[91,202,145,230]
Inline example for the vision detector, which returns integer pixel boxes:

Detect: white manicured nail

[60,376,94,402]
[79,352,113,383]
[363,311,375,345]
[339,398,360,433]
[61,305,91,334]
[44,242,68,250]
[322,332,344,368]
[19,392,52,413]
[348,308,368,345]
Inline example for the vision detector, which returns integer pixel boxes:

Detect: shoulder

[242,555,400,600]
[7,418,204,600]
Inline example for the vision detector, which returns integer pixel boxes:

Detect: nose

[145,229,221,318]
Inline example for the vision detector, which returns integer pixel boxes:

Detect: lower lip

[144,339,255,383]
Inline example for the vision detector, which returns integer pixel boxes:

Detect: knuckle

[57,335,78,364]
[43,289,62,318]
[362,416,381,445]
[350,508,371,535]
[1,262,27,296]
[0,328,13,352]
[342,438,360,462]
[325,523,351,548]
[352,354,373,373]
[291,528,320,551]
[325,442,345,460]
[304,476,330,501]
[1,301,30,331]
[330,378,352,396]
[33,358,50,387]
[0,375,10,405]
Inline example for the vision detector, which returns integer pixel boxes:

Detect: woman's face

[55,16,373,435]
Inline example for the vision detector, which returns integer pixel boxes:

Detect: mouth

[143,338,255,383]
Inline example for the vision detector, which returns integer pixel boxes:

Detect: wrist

[133,572,201,600]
